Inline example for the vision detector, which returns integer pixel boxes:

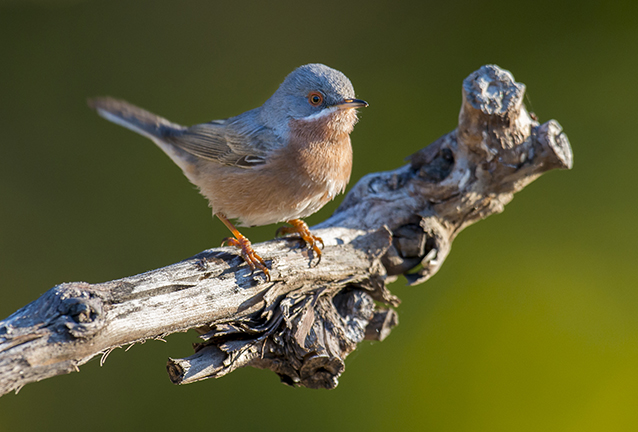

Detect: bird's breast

[285,109,356,193]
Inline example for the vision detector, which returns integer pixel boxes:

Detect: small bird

[89,64,367,281]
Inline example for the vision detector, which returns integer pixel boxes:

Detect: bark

[0,65,572,396]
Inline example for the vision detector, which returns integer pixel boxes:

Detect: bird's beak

[334,98,369,109]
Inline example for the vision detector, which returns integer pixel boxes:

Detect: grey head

[257,63,367,135]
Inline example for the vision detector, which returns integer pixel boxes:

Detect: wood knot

[54,286,106,338]
[166,359,185,384]
[414,147,455,182]
[298,355,345,389]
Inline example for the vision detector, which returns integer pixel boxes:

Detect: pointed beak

[334,98,369,110]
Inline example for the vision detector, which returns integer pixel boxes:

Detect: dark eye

[308,91,323,106]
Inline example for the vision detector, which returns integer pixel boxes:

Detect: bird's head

[261,63,367,137]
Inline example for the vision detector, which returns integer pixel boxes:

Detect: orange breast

[286,109,355,192]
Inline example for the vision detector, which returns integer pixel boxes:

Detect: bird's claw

[222,235,270,281]
[276,219,324,266]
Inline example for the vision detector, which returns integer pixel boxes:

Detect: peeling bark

[0,65,572,396]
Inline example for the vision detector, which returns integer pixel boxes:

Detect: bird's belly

[193,164,340,227]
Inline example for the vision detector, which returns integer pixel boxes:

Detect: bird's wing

[164,119,276,168]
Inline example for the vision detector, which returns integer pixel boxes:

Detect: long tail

[88,97,185,140]
[88,97,197,173]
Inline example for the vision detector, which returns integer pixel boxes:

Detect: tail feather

[88,97,199,176]
[88,97,185,140]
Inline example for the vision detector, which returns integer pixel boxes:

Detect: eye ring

[307,91,323,107]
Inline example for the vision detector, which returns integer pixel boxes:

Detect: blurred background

[1,0,637,430]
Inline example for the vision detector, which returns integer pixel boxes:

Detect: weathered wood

[0,65,572,396]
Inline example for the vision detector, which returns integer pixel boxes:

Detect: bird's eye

[308,91,323,107]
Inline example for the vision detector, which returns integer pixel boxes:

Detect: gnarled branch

[0,65,572,396]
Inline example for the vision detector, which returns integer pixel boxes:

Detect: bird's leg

[216,213,270,281]
[275,219,324,265]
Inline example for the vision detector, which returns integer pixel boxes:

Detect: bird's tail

[88,97,185,141]
[88,97,198,175]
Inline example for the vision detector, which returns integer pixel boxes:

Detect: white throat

[298,106,339,122]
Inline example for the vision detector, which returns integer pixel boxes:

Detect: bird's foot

[276,219,324,266]
[222,234,270,281]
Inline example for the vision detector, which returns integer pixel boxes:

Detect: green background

[1,0,637,431]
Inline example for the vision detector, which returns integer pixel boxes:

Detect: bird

[89,63,367,281]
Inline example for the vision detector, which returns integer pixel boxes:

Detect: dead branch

[0,65,572,396]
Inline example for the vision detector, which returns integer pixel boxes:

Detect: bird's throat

[287,110,355,190]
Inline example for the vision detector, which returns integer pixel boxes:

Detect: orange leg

[275,219,324,265]
[216,213,270,281]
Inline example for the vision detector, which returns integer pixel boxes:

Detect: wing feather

[164,119,276,168]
